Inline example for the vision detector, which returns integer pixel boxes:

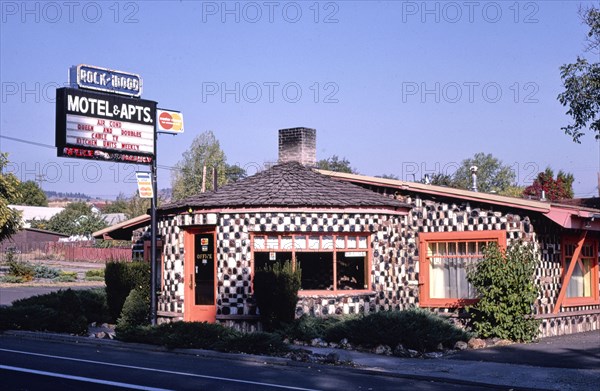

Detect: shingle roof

[161,162,409,211]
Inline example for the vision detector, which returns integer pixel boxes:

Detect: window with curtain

[419,231,506,307]
[562,238,599,305]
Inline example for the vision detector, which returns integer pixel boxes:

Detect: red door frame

[184,228,217,323]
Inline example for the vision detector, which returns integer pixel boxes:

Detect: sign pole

[150,122,158,326]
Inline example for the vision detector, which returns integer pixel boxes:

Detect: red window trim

[418,230,507,308]
[251,233,373,295]
[560,236,599,307]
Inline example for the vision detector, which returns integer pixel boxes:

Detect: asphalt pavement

[0,284,103,306]
[2,329,599,390]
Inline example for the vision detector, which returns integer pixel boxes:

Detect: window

[562,237,599,306]
[419,231,506,307]
[252,234,370,293]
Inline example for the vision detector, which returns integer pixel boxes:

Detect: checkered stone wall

[156,211,407,322]
[156,195,598,337]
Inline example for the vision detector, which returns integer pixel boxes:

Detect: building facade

[146,128,599,337]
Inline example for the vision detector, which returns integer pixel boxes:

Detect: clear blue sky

[1,0,599,199]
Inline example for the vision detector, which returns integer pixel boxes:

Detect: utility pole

[150,124,158,326]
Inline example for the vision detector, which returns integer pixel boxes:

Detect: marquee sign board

[55,87,157,165]
[69,64,143,98]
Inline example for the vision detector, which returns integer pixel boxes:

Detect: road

[0,335,487,391]
[0,285,102,306]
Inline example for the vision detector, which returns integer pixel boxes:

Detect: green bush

[324,309,471,352]
[56,271,77,282]
[34,264,60,279]
[105,261,150,322]
[279,314,349,342]
[76,288,111,324]
[7,259,35,281]
[216,332,289,355]
[0,275,25,283]
[4,289,90,334]
[116,321,236,349]
[116,321,288,355]
[85,269,105,280]
[253,260,301,331]
[0,305,63,332]
[116,289,150,332]
[467,243,540,342]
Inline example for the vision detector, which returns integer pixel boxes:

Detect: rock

[373,345,392,355]
[339,338,348,345]
[393,344,410,357]
[288,351,311,362]
[90,322,97,327]
[408,349,420,358]
[454,341,468,350]
[468,338,487,349]
[328,342,338,349]
[494,339,513,347]
[101,323,109,329]
[95,332,106,339]
[324,352,339,364]
[310,338,323,347]
[436,343,444,351]
[424,352,443,359]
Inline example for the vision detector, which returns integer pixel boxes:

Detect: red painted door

[184,229,217,323]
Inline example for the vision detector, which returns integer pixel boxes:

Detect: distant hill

[45,191,92,200]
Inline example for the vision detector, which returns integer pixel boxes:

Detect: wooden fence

[0,241,132,263]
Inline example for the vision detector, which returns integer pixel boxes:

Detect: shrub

[324,309,471,352]
[467,243,540,342]
[85,269,105,279]
[253,260,301,331]
[7,259,35,281]
[279,314,349,342]
[116,321,288,355]
[105,261,150,322]
[56,271,77,282]
[76,288,111,324]
[5,289,89,334]
[116,289,150,332]
[0,275,25,283]
[116,321,236,349]
[216,332,289,355]
[34,264,60,279]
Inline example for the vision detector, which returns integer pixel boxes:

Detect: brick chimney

[278,127,316,166]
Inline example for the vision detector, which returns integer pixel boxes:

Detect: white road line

[0,348,321,391]
[0,364,172,391]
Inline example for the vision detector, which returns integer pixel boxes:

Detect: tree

[451,153,516,193]
[498,185,527,198]
[102,193,129,214]
[316,155,357,173]
[10,180,48,206]
[171,131,228,201]
[0,153,22,242]
[224,163,248,184]
[422,172,454,186]
[377,173,399,180]
[46,202,107,236]
[467,243,540,342]
[523,168,574,201]
[558,6,600,143]
[125,191,152,219]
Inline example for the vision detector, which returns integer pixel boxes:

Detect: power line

[0,135,55,149]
